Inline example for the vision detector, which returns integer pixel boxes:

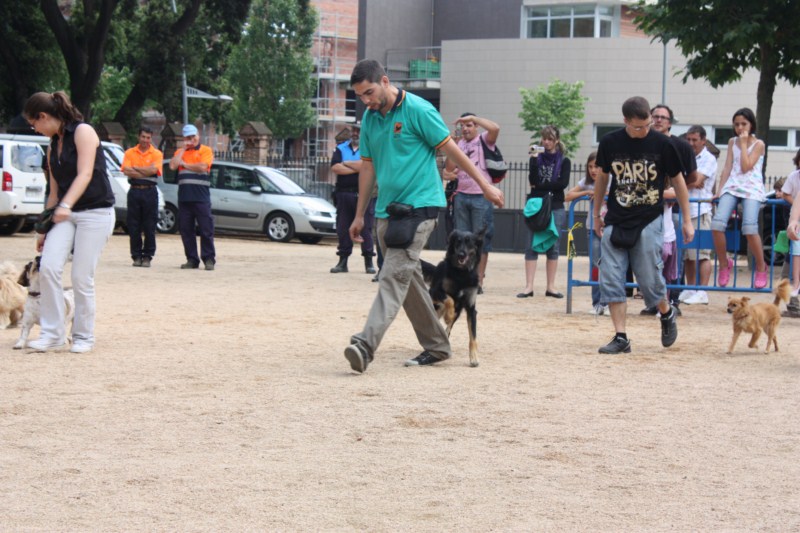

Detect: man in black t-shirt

[592,96,695,354]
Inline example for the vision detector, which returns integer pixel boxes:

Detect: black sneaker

[404,351,444,367]
[660,306,678,347]
[132,257,143,267]
[640,306,658,316]
[344,344,369,373]
[180,261,199,269]
[598,336,631,354]
[204,260,216,271]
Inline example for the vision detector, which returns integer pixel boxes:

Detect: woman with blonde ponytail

[22,91,115,354]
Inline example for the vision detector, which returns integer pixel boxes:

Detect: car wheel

[157,204,179,234]
[298,235,322,245]
[0,218,25,236]
[265,212,294,242]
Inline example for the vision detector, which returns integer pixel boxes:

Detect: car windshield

[255,167,307,194]
[103,144,125,171]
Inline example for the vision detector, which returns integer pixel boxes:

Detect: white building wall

[440,38,800,180]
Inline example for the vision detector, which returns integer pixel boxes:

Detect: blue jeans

[710,193,762,235]
[525,207,565,260]
[599,216,665,308]
[589,231,602,306]
[454,193,494,252]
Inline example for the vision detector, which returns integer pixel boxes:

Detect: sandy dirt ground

[1,230,799,531]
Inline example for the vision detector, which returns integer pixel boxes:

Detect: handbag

[524,193,553,232]
[34,207,56,234]
[479,137,507,184]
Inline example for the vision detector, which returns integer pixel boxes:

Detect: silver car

[158,160,337,244]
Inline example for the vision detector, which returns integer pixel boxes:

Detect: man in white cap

[169,124,216,270]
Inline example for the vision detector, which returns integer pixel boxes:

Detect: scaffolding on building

[307,9,358,158]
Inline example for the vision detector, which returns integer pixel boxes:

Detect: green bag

[774,230,789,254]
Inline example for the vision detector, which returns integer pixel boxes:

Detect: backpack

[479,136,507,184]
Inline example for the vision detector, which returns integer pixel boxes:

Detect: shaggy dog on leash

[0,261,25,329]
[726,278,791,354]
[13,257,75,349]
[421,228,485,367]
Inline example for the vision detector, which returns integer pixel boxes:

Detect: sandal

[754,267,768,289]
[718,258,733,287]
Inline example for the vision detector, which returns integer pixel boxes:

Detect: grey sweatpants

[350,217,451,361]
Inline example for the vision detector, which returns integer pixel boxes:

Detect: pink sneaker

[718,258,733,287]
[754,268,769,289]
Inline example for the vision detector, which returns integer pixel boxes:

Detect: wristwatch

[58,201,72,209]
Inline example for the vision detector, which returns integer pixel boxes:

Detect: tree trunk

[756,42,778,176]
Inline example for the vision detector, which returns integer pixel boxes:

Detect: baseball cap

[182,124,198,137]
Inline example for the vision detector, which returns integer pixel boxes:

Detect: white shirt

[782,169,800,200]
[690,147,717,217]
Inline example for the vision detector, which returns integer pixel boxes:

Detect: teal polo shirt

[360,89,450,218]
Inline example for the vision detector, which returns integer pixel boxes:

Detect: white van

[0,133,165,233]
[0,136,47,235]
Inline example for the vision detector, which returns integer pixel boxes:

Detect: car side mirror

[249,185,263,194]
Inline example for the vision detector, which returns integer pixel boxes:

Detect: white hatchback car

[0,137,47,235]
[158,160,337,244]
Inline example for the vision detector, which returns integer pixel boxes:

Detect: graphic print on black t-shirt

[609,157,660,208]
[597,128,681,226]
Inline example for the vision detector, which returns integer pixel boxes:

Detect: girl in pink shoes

[710,108,769,289]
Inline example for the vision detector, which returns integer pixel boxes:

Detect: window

[594,124,623,144]
[714,127,790,149]
[11,145,43,172]
[522,4,617,39]
[767,129,788,148]
[714,128,734,146]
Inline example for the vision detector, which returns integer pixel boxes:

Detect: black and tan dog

[421,228,485,367]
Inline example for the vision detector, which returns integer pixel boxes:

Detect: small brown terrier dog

[726,278,791,354]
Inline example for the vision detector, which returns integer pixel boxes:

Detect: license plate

[26,186,43,198]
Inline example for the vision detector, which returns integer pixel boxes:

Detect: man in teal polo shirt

[343,59,504,373]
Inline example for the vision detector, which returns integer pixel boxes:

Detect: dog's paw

[469,361,480,368]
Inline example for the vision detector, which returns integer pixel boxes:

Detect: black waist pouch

[610,219,647,249]
[384,203,439,249]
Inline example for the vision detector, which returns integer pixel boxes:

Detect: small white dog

[0,261,26,329]
[13,257,75,349]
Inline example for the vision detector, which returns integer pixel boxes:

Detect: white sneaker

[590,305,605,315]
[70,341,93,354]
[27,338,67,352]
[678,290,696,303]
[683,290,709,305]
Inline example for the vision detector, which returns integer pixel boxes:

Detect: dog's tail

[420,259,437,285]
[773,278,792,307]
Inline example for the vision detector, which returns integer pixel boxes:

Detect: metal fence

[212,151,787,223]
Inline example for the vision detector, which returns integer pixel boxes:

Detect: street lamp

[183,85,233,125]
[170,0,232,124]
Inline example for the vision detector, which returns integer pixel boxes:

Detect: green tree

[635,0,800,172]
[0,0,250,130]
[226,0,317,140]
[0,0,68,123]
[111,0,250,131]
[518,80,587,157]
